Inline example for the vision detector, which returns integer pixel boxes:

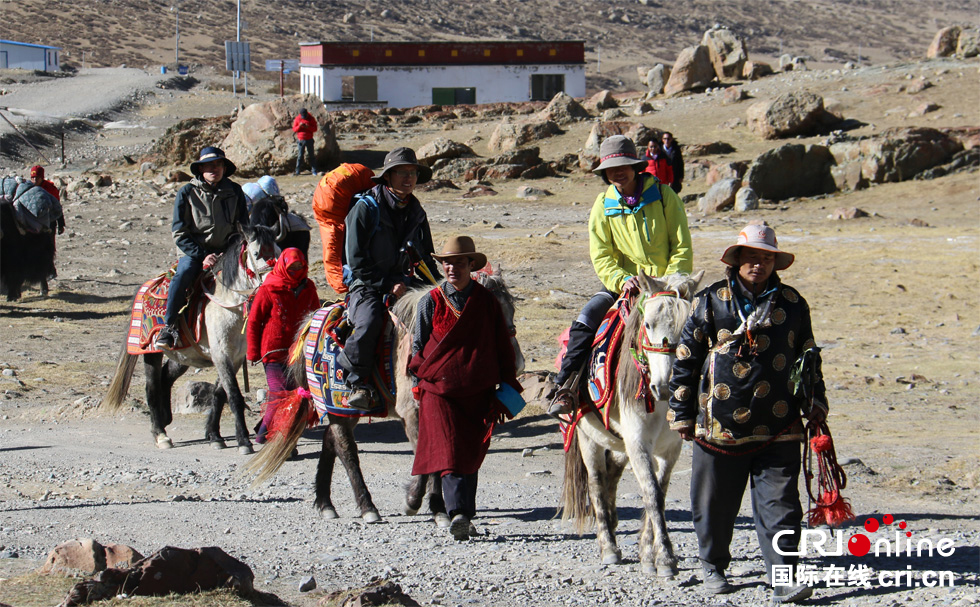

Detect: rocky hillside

[5,0,976,86]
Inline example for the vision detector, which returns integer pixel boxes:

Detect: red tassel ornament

[803,421,855,528]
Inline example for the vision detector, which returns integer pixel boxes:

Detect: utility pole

[174,0,180,66]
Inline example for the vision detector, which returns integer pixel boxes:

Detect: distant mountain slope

[5,0,974,83]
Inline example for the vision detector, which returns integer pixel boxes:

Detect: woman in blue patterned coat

[668,223,827,604]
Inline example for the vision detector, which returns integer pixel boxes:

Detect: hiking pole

[404,242,439,286]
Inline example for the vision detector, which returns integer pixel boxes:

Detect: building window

[352,50,360,57]
[483,49,490,57]
[549,49,557,56]
[385,50,392,57]
[451,50,458,57]
[418,49,425,57]
[342,75,378,101]
[530,74,565,101]
[432,87,476,105]
[517,49,523,57]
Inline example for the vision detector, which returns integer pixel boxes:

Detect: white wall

[0,43,59,71]
[301,63,585,107]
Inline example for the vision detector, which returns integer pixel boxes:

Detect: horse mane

[615,298,646,403]
[214,231,245,285]
[249,195,287,229]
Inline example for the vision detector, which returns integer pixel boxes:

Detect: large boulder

[61,546,254,604]
[746,91,840,140]
[734,187,759,212]
[705,160,749,186]
[828,127,963,186]
[697,178,740,214]
[145,116,233,168]
[744,144,837,201]
[927,26,960,58]
[742,61,773,81]
[174,381,215,414]
[488,120,561,153]
[416,138,475,164]
[584,90,617,112]
[701,26,747,80]
[40,538,106,575]
[580,121,657,171]
[222,94,340,177]
[664,45,715,96]
[646,64,670,97]
[535,92,590,125]
[957,29,980,58]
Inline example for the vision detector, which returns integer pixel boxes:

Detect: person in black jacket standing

[661,131,684,194]
[340,147,440,409]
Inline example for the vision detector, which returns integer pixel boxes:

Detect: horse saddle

[126,263,212,355]
[302,302,396,420]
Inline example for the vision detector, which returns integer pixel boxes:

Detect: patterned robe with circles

[667,277,827,446]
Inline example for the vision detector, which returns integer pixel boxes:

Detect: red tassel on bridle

[803,420,855,528]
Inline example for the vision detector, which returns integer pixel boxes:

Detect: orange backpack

[311,163,376,294]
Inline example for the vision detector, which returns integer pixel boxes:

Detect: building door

[432,87,476,105]
[530,74,565,101]
[0,52,7,69]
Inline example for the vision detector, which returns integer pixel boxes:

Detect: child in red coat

[247,247,320,442]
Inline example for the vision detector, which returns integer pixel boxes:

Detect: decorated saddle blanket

[303,303,396,420]
[126,263,209,355]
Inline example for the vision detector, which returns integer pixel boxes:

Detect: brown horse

[246,270,524,523]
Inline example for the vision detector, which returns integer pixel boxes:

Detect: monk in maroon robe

[409,236,521,540]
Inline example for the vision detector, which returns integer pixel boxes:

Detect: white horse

[561,270,703,576]
[103,226,278,454]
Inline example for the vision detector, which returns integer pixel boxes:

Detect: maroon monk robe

[409,282,522,476]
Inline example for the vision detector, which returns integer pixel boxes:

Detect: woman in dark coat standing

[409,236,522,541]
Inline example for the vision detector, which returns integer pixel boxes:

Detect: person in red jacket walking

[292,108,318,175]
[643,140,674,185]
[247,247,320,442]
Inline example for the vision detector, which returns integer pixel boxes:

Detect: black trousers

[442,472,479,519]
[691,440,803,575]
[555,290,616,386]
[337,286,386,386]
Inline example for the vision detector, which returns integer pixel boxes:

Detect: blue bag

[495,382,526,417]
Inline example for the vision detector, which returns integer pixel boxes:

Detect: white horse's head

[636,270,704,401]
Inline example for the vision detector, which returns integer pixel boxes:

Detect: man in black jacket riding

[340,147,441,409]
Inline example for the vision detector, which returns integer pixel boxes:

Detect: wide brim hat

[592,134,647,175]
[721,223,795,271]
[431,235,488,269]
[190,146,237,178]
[371,146,432,185]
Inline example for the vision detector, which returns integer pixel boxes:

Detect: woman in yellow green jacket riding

[549,134,693,417]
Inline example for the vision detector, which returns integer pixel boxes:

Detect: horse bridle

[629,290,680,376]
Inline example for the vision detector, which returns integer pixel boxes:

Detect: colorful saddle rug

[557,293,633,451]
[303,302,396,420]
[126,263,208,355]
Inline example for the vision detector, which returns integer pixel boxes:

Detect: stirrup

[547,388,578,419]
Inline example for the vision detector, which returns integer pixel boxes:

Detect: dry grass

[0,570,288,607]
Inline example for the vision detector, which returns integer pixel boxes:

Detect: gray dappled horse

[246,270,524,524]
[103,226,278,454]
[561,271,703,576]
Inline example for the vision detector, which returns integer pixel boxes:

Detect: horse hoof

[155,435,173,449]
[210,440,226,450]
[434,512,452,529]
[238,445,254,455]
[362,511,382,524]
[601,552,622,566]
[657,565,678,579]
[319,507,338,519]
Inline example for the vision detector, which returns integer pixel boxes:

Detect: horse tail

[560,427,594,534]
[243,391,316,486]
[103,340,138,411]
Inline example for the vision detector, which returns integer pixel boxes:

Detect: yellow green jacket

[588,175,693,293]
